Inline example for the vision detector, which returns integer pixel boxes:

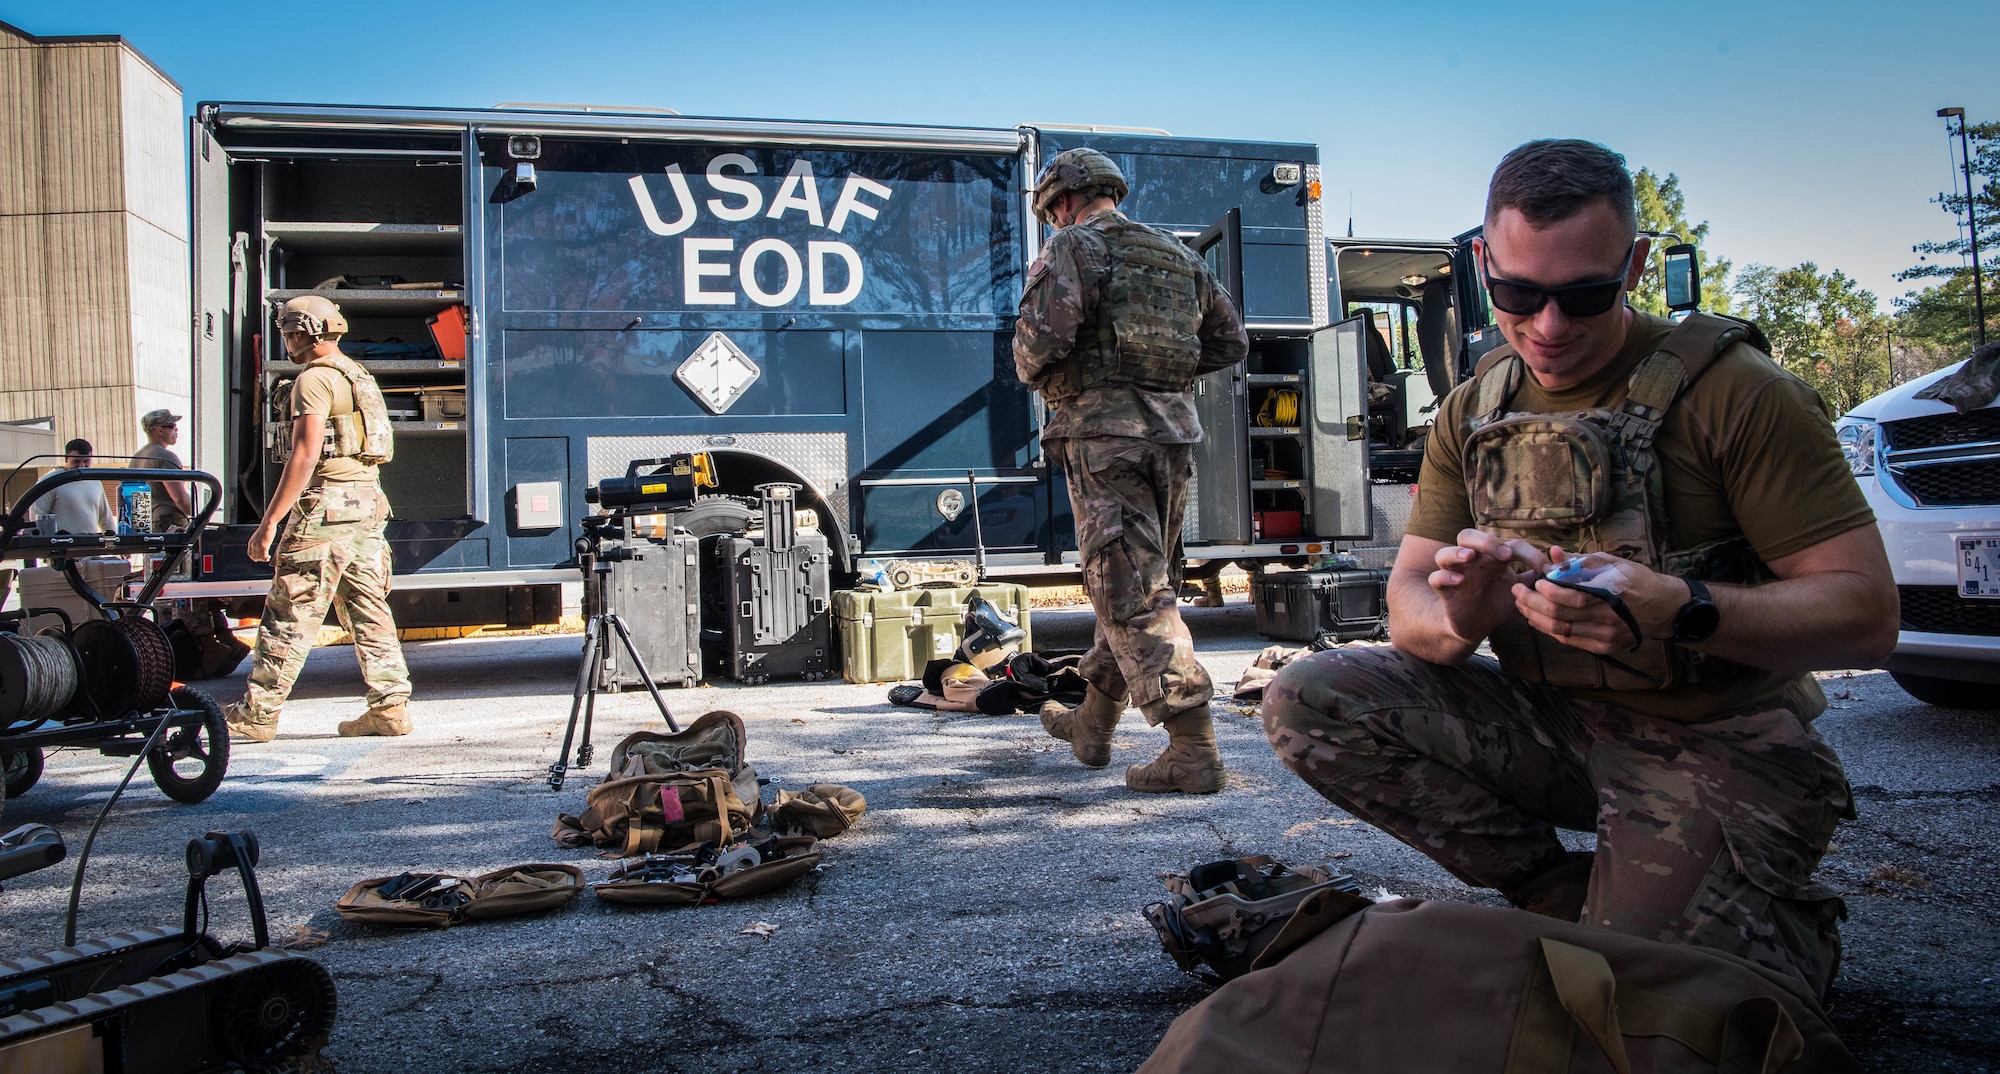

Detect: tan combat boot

[1126,704,1226,794]
[1039,685,1124,768]
[338,702,412,738]
[222,701,277,743]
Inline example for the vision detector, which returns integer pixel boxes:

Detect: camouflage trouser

[1262,646,1852,997]
[1054,435,1211,723]
[241,483,410,726]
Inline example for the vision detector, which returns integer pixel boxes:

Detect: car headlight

[1835,418,1878,476]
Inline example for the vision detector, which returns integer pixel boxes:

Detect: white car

[1836,357,2000,709]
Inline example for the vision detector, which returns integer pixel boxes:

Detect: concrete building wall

[0,20,187,465]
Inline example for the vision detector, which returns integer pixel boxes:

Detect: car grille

[1900,585,2000,637]
[1889,457,2000,507]
[1883,409,2000,450]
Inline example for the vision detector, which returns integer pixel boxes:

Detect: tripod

[549,518,680,791]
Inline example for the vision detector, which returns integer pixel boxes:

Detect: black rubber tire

[147,686,231,804]
[2,747,43,799]
[1890,671,2000,711]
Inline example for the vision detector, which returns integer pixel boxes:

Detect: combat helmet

[276,295,348,357]
[1030,147,1128,226]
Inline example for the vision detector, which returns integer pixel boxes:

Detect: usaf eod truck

[177,102,1413,627]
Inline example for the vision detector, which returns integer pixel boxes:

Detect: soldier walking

[1015,149,1248,793]
[1259,140,1897,996]
[223,295,412,741]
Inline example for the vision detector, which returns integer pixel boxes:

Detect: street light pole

[1939,107,1987,346]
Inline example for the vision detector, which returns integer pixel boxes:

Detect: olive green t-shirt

[1407,310,1876,719]
[292,360,377,485]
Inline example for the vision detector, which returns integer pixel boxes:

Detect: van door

[1185,209,1251,544]
[1452,226,1503,380]
[1305,315,1371,538]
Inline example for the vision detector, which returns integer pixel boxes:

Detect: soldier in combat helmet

[1015,148,1248,794]
[223,295,413,742]
[1259,139,1896,997]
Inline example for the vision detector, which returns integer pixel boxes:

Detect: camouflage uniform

[1014,207,1247,725]
[238,484,410,729]
[1260,313,1865,998]
[1262,647,1850,998]
[233,338,410,738]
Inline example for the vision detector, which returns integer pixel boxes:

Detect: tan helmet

[276,295,348,357]
[1030,147,1128,226]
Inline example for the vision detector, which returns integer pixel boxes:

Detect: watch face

[1677,601,1721,642]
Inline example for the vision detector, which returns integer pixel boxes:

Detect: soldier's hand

[1431,530,1545,642]
[247,522,277,564]
[1512,547,1660,651]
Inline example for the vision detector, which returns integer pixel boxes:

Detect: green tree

[1897,119,1997,345]
[1631,168,1732,316]
[1734,262,1891,414]
[1895,269,1982,376]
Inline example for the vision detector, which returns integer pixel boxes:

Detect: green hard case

[833,584,1032,684]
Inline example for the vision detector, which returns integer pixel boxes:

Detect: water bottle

[118,481,151,535]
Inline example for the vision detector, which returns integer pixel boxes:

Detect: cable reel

[73,616,177,718]
[0,634,83,730]
[1254,388,1300,428]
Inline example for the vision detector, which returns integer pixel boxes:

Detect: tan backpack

[552,711,764,856]
[1141,895,1859,1074]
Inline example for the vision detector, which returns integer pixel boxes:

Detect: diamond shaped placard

[674,331,760,415]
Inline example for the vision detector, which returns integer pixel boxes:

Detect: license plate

[1959,535,2000,599]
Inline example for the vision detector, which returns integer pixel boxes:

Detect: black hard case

[1251,568,1390,643]
[587,530,703,689]
[715,490,833,683]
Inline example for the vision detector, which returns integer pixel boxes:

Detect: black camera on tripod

[551,453,723,790]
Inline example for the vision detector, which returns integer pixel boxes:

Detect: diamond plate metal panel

[1305,163,1328,327]
[587,433,850,529]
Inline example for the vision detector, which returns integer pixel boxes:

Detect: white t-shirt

[33,478,116,534]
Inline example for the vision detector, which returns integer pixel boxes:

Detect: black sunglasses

[1480,242,1635,318]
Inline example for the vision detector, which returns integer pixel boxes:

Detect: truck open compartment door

[1186,209,1249,544]
[188,117,233,516]
[1306,316,1371,538]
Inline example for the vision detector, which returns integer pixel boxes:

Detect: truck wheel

[1890,671,2000,711]
[147,686,231,803]
[2,747,43,799]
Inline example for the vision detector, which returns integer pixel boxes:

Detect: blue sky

[7,0,1994,311]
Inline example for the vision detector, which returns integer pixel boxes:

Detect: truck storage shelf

[1246,373,1303,386]
[265,289,464,315]
[1248,426,1302,438]
[1251,479,1305,490]
[264,222,463,254]
[387,421,469,434]
[266,359,464,374]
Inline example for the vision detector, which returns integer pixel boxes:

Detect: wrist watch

[1666,578,1720,643]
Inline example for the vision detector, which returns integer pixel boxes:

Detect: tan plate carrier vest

[276,352,396,467]
[1463,312,1772,691]
[1045,216,1205,403]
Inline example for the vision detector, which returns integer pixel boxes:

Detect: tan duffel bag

[335,863,584,928]
[1140,895,1858,1074]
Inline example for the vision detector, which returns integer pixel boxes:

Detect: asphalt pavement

[1,600,1994,1072]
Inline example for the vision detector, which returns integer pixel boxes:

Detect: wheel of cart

[0,463,230,804]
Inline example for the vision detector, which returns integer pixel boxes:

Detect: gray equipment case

[716,486,833,683]
[1251,567,1389,643]
[588,528,702,689]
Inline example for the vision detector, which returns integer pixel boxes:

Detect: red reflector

[202,555,213,572]
[1280,544,1300,554]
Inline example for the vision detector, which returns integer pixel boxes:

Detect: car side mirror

[1663,243,1700,312]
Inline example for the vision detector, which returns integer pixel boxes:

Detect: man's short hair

[64,438,92,456]
[1485,139,1637,236]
